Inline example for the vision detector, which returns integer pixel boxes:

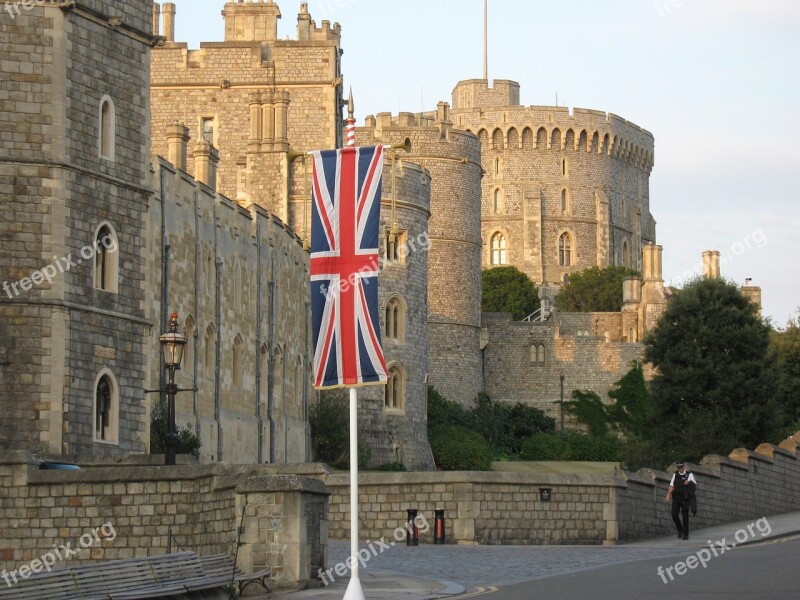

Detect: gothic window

[93,223,119,293]
[622,241,630,268]
[495,158,501,176]
[202,118,215,144]
[551,128,562,150]
[493,189,503,214]
[384,296,406,341]
[384,365,405,411]
[94,370,118,444]
[385,228,408,264]
[490,233,507,266]
[205,323,216,374]
[559,232,572,267]
[99,96,115,160]
[537,344,546,364]
[233,334,243,388]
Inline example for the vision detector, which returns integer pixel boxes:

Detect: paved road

[478,535,800,599]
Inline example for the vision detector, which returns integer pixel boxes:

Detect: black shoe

[677,530,683,539]
[683,534,689,540]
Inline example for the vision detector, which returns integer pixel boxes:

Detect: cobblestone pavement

[328,540,684,589]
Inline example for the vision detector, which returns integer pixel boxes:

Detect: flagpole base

[343,575,365,600]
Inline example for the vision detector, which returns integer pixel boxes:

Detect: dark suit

[671,470,696,536]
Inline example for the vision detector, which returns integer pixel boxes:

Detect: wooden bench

[0,551,271,599]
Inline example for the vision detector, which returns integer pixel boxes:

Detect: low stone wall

[0,452,329,589]
[322,433,800,545]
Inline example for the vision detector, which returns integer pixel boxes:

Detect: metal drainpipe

[159,166,170,416]
[192,190,201,440]
[267,257,276,464]
[213,195,223,462]
[255,216,264,464]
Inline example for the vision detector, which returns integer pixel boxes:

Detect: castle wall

[0,3,154,454]
[481,312,645,415]
[357,112,484,405]
[145,156,312,465]
[150,3,343,205]
[320,433,800,545]
[0,452,329,587]
[451,80,655,286]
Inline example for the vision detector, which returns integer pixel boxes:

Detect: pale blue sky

[170,0,800,326]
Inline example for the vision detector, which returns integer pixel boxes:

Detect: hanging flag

[310,146,388,389]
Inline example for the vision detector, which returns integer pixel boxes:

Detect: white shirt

[669,470,697,487]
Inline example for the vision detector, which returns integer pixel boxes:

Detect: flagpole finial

[347,87,355,119]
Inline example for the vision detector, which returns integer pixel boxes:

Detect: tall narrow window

[183,316,195,377]
[495,158,501,176]
[562,158,568,177]
[622,241,629,268]
[205,324,216,374]
[537,344,546,364]
[202,118,214,144]
[99,96,115,160]
[93,370,118,444]
[561,189,569,213]
[559,232,572,267]
[93,224,119,293]
[384,296,405,341]
[493,189,502,214]
[384,365,405,411]
[490,233,507,266]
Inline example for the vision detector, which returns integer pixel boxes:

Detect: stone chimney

[223,0,281,42]
[297,3,311,41]
[622,276,642,311]
[435,101,452,138]
[642,243,663,282]
[702,250,721,279]
[162,2,176,42]
[166,122,189,171]
[193,141,220,190]
[152,2,161,36]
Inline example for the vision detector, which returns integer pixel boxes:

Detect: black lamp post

[559,373,565,433]
[159,312,187,466]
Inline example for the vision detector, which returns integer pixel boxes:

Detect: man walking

[665,461,697,540]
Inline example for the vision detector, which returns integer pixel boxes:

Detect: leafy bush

[427,386,474,430]
[150,403,202,458]
[565,390,610,436]
[555,265,640,312]
[429,425,491,471]
[309,396,372,469]
[373,462,407,472]
[564,432,622,461]
[482,266,540,320]
[519,433,571,460]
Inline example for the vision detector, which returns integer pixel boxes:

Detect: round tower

[358,105,484,406]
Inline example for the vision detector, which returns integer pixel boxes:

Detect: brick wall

[0,452,329,587]
[322,433,800,545]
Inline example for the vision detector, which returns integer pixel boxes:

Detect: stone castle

[2,0,690,470]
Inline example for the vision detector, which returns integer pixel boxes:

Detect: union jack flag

[310,146,388,389]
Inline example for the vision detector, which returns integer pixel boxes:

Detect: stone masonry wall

[0,452,329,588]
[322,433,800,545]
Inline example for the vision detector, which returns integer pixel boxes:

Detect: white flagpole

[342,387,364,600]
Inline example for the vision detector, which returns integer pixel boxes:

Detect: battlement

[452,79,521,110]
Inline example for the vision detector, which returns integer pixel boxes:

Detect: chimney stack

[162,2,176,42]
[194,141,220,190]
[166,122,189,171]
[702,250,721,279]
[152,2,161,36]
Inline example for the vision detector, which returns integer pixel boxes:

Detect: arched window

[493,189,502,214]
[551,128,562,150]
[259,344,269,401]
[93,223,119,293]
[384,296,406,341]
[530,344,537,364]
[99,96,115,160]
[384,365,405,411]
[233,334,243,388]
[494,158,501,176]
[559,232,572,267]
[205,323,216,374]
[562,158,568,177]
[94,370,118,444]
[491,233,507,266]
[622,241,629,268]
[537,344,546,364]
[561,189,569,213]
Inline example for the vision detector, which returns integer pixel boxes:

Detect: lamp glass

[160,331,187,368]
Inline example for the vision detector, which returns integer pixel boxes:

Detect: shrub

[565,390,610,436]
[564,432,622,462]
[150,403,202,458]
[309,396,372,469]
[429,425,491,471]
[519,433,572,461]
[427,386,474,431]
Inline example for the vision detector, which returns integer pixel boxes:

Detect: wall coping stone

[323,471,628,488]
[754,443,797,460]
[236,473,329,495]
[701,453,751,472]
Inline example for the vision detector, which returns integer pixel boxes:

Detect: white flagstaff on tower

[483,0,488,80]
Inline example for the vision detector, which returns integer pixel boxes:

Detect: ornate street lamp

[159,312,187,466]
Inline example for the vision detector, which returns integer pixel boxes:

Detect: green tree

[644,277,784,464]
[150,403,202,458]
[607,361,650,438]
[309,396,372,469]
[565,390,610,436]
[770,311,800,426]
[555,266,640,312]
[482,266,540,320]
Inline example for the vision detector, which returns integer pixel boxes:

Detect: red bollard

[434,509,446,544]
